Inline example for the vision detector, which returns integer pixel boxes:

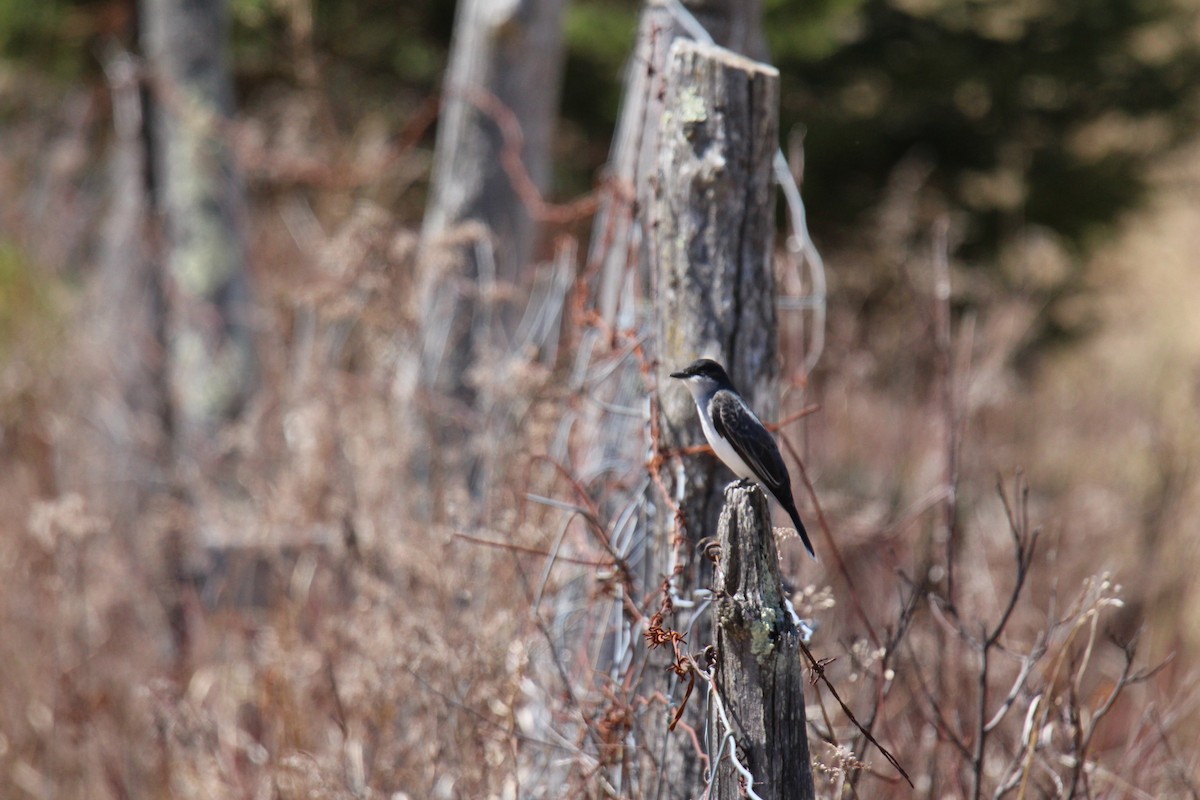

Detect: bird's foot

[698,536,723,563]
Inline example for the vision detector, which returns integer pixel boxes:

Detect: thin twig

[452,531,615,568]
[931,215,959,605]
[799,639,913,787]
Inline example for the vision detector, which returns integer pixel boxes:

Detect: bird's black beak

[669,370,687,379]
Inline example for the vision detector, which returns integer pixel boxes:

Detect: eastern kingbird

[670,358,815,558]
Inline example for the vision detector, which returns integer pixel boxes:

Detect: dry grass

[2,70,1200,800]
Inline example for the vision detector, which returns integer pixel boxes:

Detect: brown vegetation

[2,39,1200,800]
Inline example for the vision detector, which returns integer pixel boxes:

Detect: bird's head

[670,358,734,393]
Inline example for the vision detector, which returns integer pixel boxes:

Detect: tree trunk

[710,483,814,799]
[413,0,566,508]
[644,38,783,800]
[140,0,254,472]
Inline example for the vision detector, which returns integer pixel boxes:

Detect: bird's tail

[786,502,816,560]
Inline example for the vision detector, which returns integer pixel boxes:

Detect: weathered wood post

[141,0,255,470]
[710,483,814,799]
[579,1,769,509]
[90,46,170,520]
[421,0,565,280]
[645,38,795,798]
[587,0,766,329]
[654,39,781,521]
[413,0,566,506]
[141,0,255,675]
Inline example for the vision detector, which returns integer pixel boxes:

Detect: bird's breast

[696,402,757,482]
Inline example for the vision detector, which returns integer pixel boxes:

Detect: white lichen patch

[678,87,707,125]
[750,606,781,661]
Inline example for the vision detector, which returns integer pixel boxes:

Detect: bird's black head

[670,358,733,387]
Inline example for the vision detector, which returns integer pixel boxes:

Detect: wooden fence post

[579,1,768,506]
[645,38,787,798]
[586,0,765,330]
[413,0,566,507]
[710,483,814,799]
[141,0,255,470]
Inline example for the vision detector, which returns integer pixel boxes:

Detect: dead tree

[643,38,788,799]
[709,483,814,799]
[140,0,255,471]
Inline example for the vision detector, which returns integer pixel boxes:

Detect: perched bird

[670,358,815,558]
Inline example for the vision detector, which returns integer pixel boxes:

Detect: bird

[670,357,815,558]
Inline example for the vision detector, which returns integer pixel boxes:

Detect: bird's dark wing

[710,389,791,493]
[712,389,816,558]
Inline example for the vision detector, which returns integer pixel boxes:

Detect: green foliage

[765,0,866,61]
[562,1,638,133]
[770,0,1200,260]
[755,0,1200,355]
[227,0,454,95]
[312,0,453,85]
[0,242,55,356]
[0,0,94,79]
[566,1,639,65]
[548,0,1200,301]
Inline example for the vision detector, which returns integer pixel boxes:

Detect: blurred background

[2,0,1199,796]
